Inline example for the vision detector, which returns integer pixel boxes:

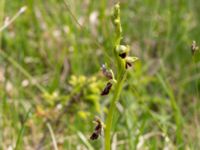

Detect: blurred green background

[0,0,200,149]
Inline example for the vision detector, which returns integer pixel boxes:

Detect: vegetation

[0,0,200,149]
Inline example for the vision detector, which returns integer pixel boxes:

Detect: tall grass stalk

[158,61,183,148]
[0,0,5,148]
[191,43,200,145]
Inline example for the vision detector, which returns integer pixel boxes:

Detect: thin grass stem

[47,123,58,150]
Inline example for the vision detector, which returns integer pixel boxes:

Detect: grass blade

[77,131,94,150]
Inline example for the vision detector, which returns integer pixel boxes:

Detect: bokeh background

[0,0,200,149]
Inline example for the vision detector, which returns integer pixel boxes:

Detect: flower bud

[191,41,199,55]
[116,45,130,58]
[125,56,138,69]
[101,64,114,79]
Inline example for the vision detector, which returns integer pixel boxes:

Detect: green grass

[0,0,200,149]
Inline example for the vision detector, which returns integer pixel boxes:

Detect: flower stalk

[89,3,138,149]
[104,3,137,150]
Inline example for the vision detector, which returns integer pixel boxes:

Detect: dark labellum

[101,82,113,96]
[119,52,127,58]
[90,118,103,140]
[125,62,132,69]
[90,132,99,140]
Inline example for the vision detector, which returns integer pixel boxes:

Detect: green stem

[104,71,126,150]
